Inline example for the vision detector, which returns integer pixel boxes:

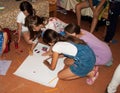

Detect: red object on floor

[14,41,18,49]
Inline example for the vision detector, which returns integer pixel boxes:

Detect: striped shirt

[0,32,3,55]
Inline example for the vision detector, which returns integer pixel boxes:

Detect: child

[42,29,99,85]
[106,64,120,93]
[0,27,8,60]
[25,15,67,36]
[16,1,35,44]
[25,15,67,54]
[64,23,113,66]
[75,0,107,33]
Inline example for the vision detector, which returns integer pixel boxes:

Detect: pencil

[48,77,58,84]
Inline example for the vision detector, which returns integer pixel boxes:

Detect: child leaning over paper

[42,29,99,85]
[25,15,68,55]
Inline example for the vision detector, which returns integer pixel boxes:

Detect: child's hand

[42,51,52,56]
[43,60,50,68]
[29,50,33,56]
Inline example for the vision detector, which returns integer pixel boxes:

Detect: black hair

[20,1,35,15]
[64,23,81,34]
[43,29,86,45]
[25,15,47,39]
[25,15,46,27]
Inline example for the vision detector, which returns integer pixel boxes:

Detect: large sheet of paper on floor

[13,43,65,88]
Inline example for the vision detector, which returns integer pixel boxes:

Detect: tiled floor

[0,11,120,93]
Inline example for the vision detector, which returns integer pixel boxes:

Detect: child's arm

[29,42,38,55]
[42,46,53,56]
[44,51,59,70]
[2,32,8,54]
[17,22,22,43]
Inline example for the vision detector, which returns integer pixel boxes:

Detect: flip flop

[86,66,99,85]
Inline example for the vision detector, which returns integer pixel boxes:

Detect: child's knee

[58,71,66,80]
[75,4,82,11]
[58,72,63,79]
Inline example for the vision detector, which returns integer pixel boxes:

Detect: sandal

[86,66,99,85]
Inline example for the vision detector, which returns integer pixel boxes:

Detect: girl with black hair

[16,1,36,44]
[25,15,67,55]
[42,29,99,85]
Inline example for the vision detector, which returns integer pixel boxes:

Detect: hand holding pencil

[43,57,52,70]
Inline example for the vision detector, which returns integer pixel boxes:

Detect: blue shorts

[70,58,95,77]
[69,44,96,77]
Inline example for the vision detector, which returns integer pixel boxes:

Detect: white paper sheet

[13,43,65,88]
[0,60,12,75]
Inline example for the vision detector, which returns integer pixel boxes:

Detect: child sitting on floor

[16,1,35,44]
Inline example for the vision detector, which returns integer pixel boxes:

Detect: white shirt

[52,42,77,56]
[16,11,28,32]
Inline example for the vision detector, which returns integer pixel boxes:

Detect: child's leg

[0,52,5,60]
[107,64,120,93]
[86,66,99,85]
[75,1,89,26]
[0,55,3,60]
[58,66,99,82]
[90,5,105,33]
[22,31,32,44]
[58,67,80,80]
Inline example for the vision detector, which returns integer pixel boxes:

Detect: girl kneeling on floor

[42,29,99,85]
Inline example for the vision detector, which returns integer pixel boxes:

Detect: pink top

[80,29,112,65]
